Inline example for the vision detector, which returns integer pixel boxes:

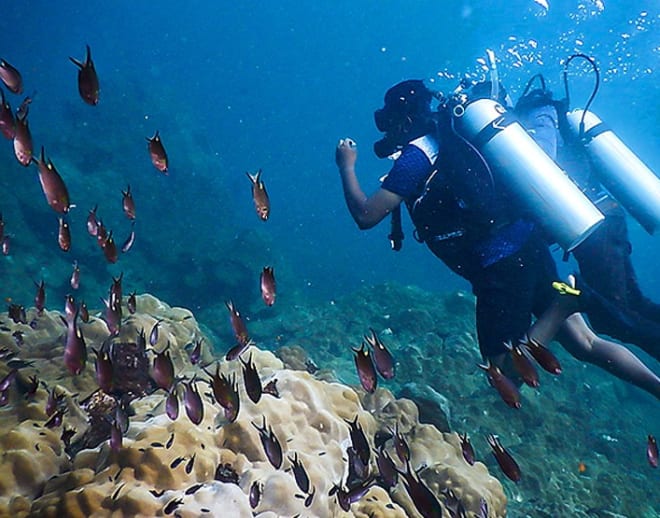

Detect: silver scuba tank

[565,109,660,234]
[453,98,604,252]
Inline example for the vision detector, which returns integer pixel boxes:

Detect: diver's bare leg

[557,313,660,400]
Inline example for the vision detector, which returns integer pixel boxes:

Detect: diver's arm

[336,138,403,230]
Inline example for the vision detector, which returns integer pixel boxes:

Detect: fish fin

[69,56,84,69]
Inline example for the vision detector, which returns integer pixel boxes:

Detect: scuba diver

[514,57,660,363]
[335,73,660,399]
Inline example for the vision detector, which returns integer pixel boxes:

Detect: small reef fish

[288,452,310,494]
[102,296,121,335]
[249,480,263,509]
[147,130,168,173]
[206,365,240,422]
[352,342,377,393]
[149,319,161,347]
[375,447,398,489]
[62,311,87,375]
[34,279,45,315]
[101,231,118,263]
[487,434,521,482]
[183,378,204,425]
[34,147,72,214]
[127,292,137,314]
[0,88,15,139]
[110,274,123,312]
[240,353,262,404]
[69,45,99,105]
[92,347,113,392]
[87,205,99,236]
[648,434,658,468]
[70,261,80,290]
[121,222,135,253]
[345,416,370,466]
[7,303,27,324]
[121,184,135,220]
[46,387,65,417]
[246,169,270,221]
[64,294,77,323]
[399,461,443,518]
[185,453,196,474]
[365,327,395,380]
[58,217,71,252]
[504,340,539,388]
[522,336,562,375]
[0,369,18,392]
[1,235,9,256]
[189,338,203,365]
[390,423,410,464]
[152,343,175,391]
[165,385,179,420]
[260,266,276,306]
[252,415,283,469]
[478,359,521,409]
[110,420,122,452]
[13,108,32,166]
[459,433,475,465]
[330,477,377,512]
[0,58,23,94]
[225,300,250,348]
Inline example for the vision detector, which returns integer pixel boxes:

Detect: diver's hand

[336,137,357,170]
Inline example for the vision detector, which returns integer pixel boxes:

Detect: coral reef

[0,293,506,517]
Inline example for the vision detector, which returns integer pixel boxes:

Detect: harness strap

[470,111,518,150]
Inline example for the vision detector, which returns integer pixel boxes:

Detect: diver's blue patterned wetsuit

[381,134,559,359]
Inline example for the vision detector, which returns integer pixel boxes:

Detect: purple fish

[252,415,282,469]
[205,365,240,422]
[504,341,539,388]
[189,338,202,365]
[375,447,398,489]
[58,217,71,252]
[246,169,270,221]
[648,434,658,468]
[345,416,370,466]
[225,300,250,349]
[240,353,262,404]
[352,342,377,393]
[260,266,276,306]
[398,462,443,518]
[93,347,113,392]
[0,58,23,94]
[110,420,122,452]
[79,301,89,323]
[183,378,204,425]
[365,328,395,379]
[87,205,99,236]
[127,292,137,314]
[46,388,65,417]
[165,386,179,420]
[33,147,71,214]
[0,368,18,392]
[152,344,175,391]
[147,130,168,173]
[522,336,562,375]
[459,433,475,465]
[288,452,310,494]
[13,111,32,166]
[0,88,14,139]
[249,480,262,509]
[121,184,136,220]
[487,434,521,482]
[121,222,135,253]
[69,45,99,105]
[34,279,46,315]
[478,359,521,409]
[70,261,80,290]
[62,312,87,375]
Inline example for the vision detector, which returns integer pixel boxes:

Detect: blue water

[0,0,659,514]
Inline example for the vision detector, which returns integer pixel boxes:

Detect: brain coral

[0,294,505,517]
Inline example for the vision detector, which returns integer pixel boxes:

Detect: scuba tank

[562,53,660,234]
[448,50,604,252]
[452,98,603,251]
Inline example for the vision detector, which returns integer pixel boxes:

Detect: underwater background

[0,0,659,516]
